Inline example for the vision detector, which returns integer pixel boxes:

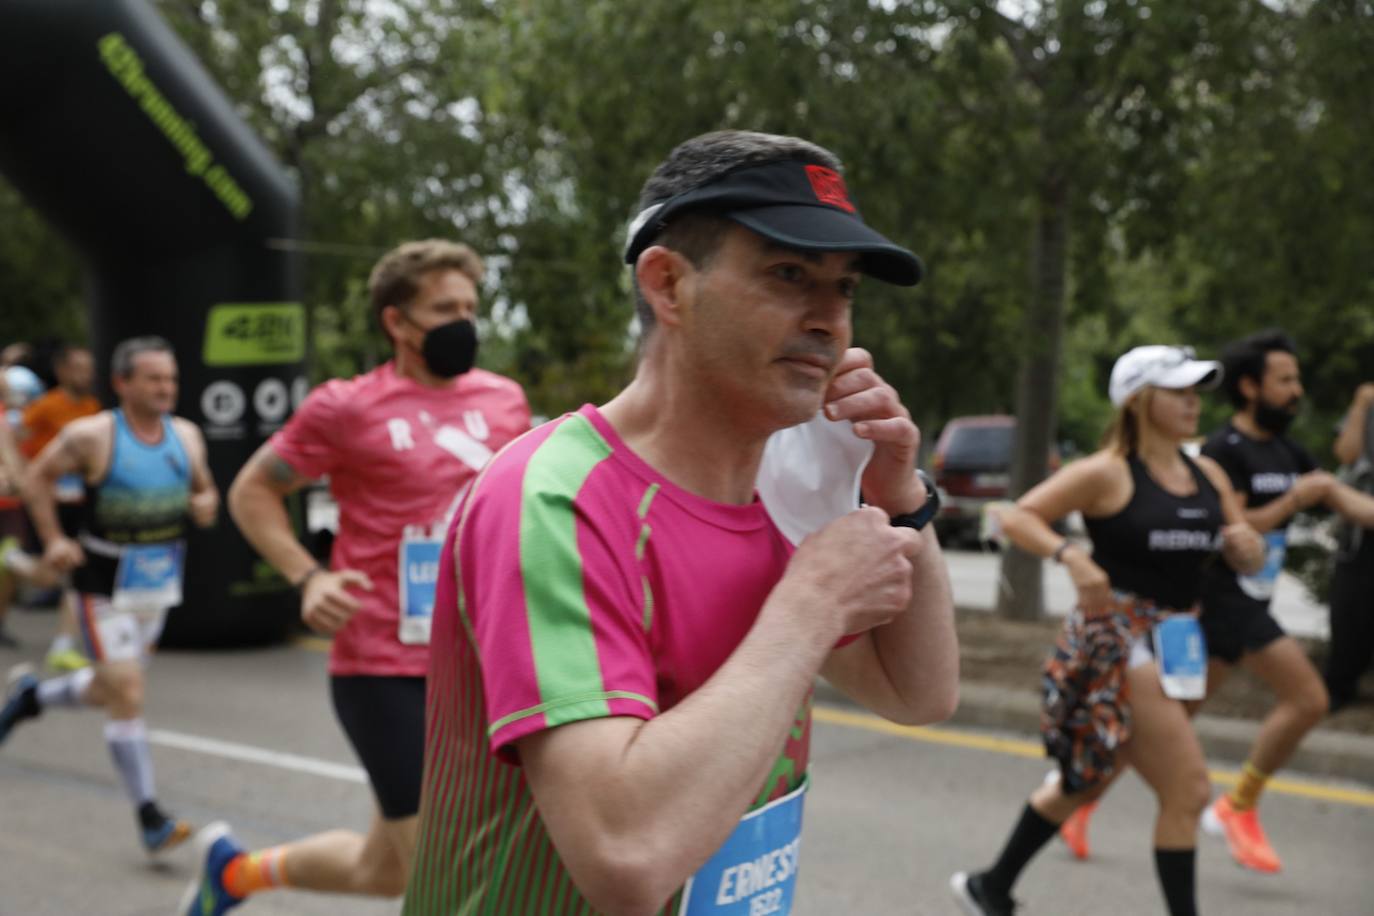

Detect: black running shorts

[1199,597,1286,664]
[329,675,426,820]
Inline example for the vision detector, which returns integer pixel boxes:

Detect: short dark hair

[629,131,843,334]
[111,336,174,378]
[54,342,91,366]
[1220,329,1298,408]
[368,239,484,345]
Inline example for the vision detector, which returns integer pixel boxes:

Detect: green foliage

[0,182,87,352]
[0,0,1369,449]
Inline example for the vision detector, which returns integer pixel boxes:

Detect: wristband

[1051,541,1075,564]
[889,470,941,531]
[293,565,324,592]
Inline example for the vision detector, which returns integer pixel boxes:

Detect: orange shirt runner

[21,388,101,458]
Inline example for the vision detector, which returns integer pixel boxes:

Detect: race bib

[397,524,444,645]
[1153,616,1207,700]
[112,541,185,612]
[1238,530,1287,601]
[54,472,85,502]
[678,777,806,916]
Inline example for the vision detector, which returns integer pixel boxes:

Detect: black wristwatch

[889,470,940,531]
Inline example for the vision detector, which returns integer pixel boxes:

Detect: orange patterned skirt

[1040,592,1190,793]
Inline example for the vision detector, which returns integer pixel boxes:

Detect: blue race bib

[54,472,85,502]
[112,541,186,612]
[678,777,806,916]
[1238,530,1287,601]
[397,525,443,645]
[1153,616,1207,700]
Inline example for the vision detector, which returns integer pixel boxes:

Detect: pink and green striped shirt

[406,405,812,915]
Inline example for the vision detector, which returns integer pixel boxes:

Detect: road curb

[813,679,1374,787]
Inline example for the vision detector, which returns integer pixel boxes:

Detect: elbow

[566,837,683,916]
[894,681,960,727]
[225,474,254,527]
[928,680,961,724]
[997,507,1036,549]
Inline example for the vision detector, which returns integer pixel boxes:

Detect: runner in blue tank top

[1,336,218,855]
[951,345,1265,916]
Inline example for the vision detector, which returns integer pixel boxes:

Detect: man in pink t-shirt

[179,239,530,915]
[406,132,961,915]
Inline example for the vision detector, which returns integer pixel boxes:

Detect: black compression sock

[1154,847,1197,916]
[981,803,1060,898]
[137,800,168,830]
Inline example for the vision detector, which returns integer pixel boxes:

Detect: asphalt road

[2,608,1371,916]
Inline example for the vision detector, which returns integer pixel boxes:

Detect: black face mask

[417,318,478,378]
[1254,398,1298,435]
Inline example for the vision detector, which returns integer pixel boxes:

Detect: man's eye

[838,278,859,299]
[774,265,805,283]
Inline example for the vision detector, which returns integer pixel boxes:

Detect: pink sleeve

[268,382,346,479]
[459,470,658,760]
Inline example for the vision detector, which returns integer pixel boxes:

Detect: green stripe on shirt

[519,415,615,725]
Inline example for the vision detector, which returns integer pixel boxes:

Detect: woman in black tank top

[951,346,1264,916]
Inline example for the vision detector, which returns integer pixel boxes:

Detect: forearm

[1327,482,1374,529]
[530,599,837,912]
[1243,496,1295,534]
[20,471,64,545]
[1334,403,1370,466]
[227,479,318,583]
[1000,504,1067,557]
[0,428,22,484]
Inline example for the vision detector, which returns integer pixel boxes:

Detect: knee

[357,856,408,898]
[1163,767,1212,819]
[100,670,144,713]
[1289,680,1329,725]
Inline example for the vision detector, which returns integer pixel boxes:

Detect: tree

[919,0,1298,617]
[0,181,89,355]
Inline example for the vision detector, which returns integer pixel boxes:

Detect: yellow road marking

[811,705,1374,809]
[293,635,333,654]
[292,636,1374,809]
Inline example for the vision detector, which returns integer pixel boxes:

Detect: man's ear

[1238,374,1259,405]
[635,245,693,329]
[380,305,407,344]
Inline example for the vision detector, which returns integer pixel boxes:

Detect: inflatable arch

[0,0,304,645]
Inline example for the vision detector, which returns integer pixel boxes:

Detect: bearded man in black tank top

[1193,331,1374,873]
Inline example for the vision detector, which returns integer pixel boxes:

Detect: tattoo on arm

[267,455,302,486]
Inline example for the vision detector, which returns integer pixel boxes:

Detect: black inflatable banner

[0,0,304,645]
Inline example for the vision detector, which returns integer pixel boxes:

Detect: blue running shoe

[178,822,246,916]
[0,665,40,745]
[141,815,193,854]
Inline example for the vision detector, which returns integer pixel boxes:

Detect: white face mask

[756,412,875,546]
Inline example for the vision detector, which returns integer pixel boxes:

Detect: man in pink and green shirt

[408,131,960,916]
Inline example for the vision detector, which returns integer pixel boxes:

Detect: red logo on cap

[805,165,856,213]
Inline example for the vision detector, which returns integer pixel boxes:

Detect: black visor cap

[624,159,923,286]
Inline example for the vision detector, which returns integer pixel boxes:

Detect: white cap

[2,365,45,406]
[1108,345,1221,407]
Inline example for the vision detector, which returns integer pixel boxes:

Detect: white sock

[2,546,37,579]
[104,718,156,805]
[35,667,95,709]
[48,634,75,655]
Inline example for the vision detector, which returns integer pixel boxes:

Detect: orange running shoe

[1059,800,1097,860]
[1202,794,1281,874]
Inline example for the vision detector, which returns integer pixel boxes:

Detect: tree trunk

[996,171,1069,619]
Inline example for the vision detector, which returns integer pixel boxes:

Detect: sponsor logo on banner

[201,380,247,440]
